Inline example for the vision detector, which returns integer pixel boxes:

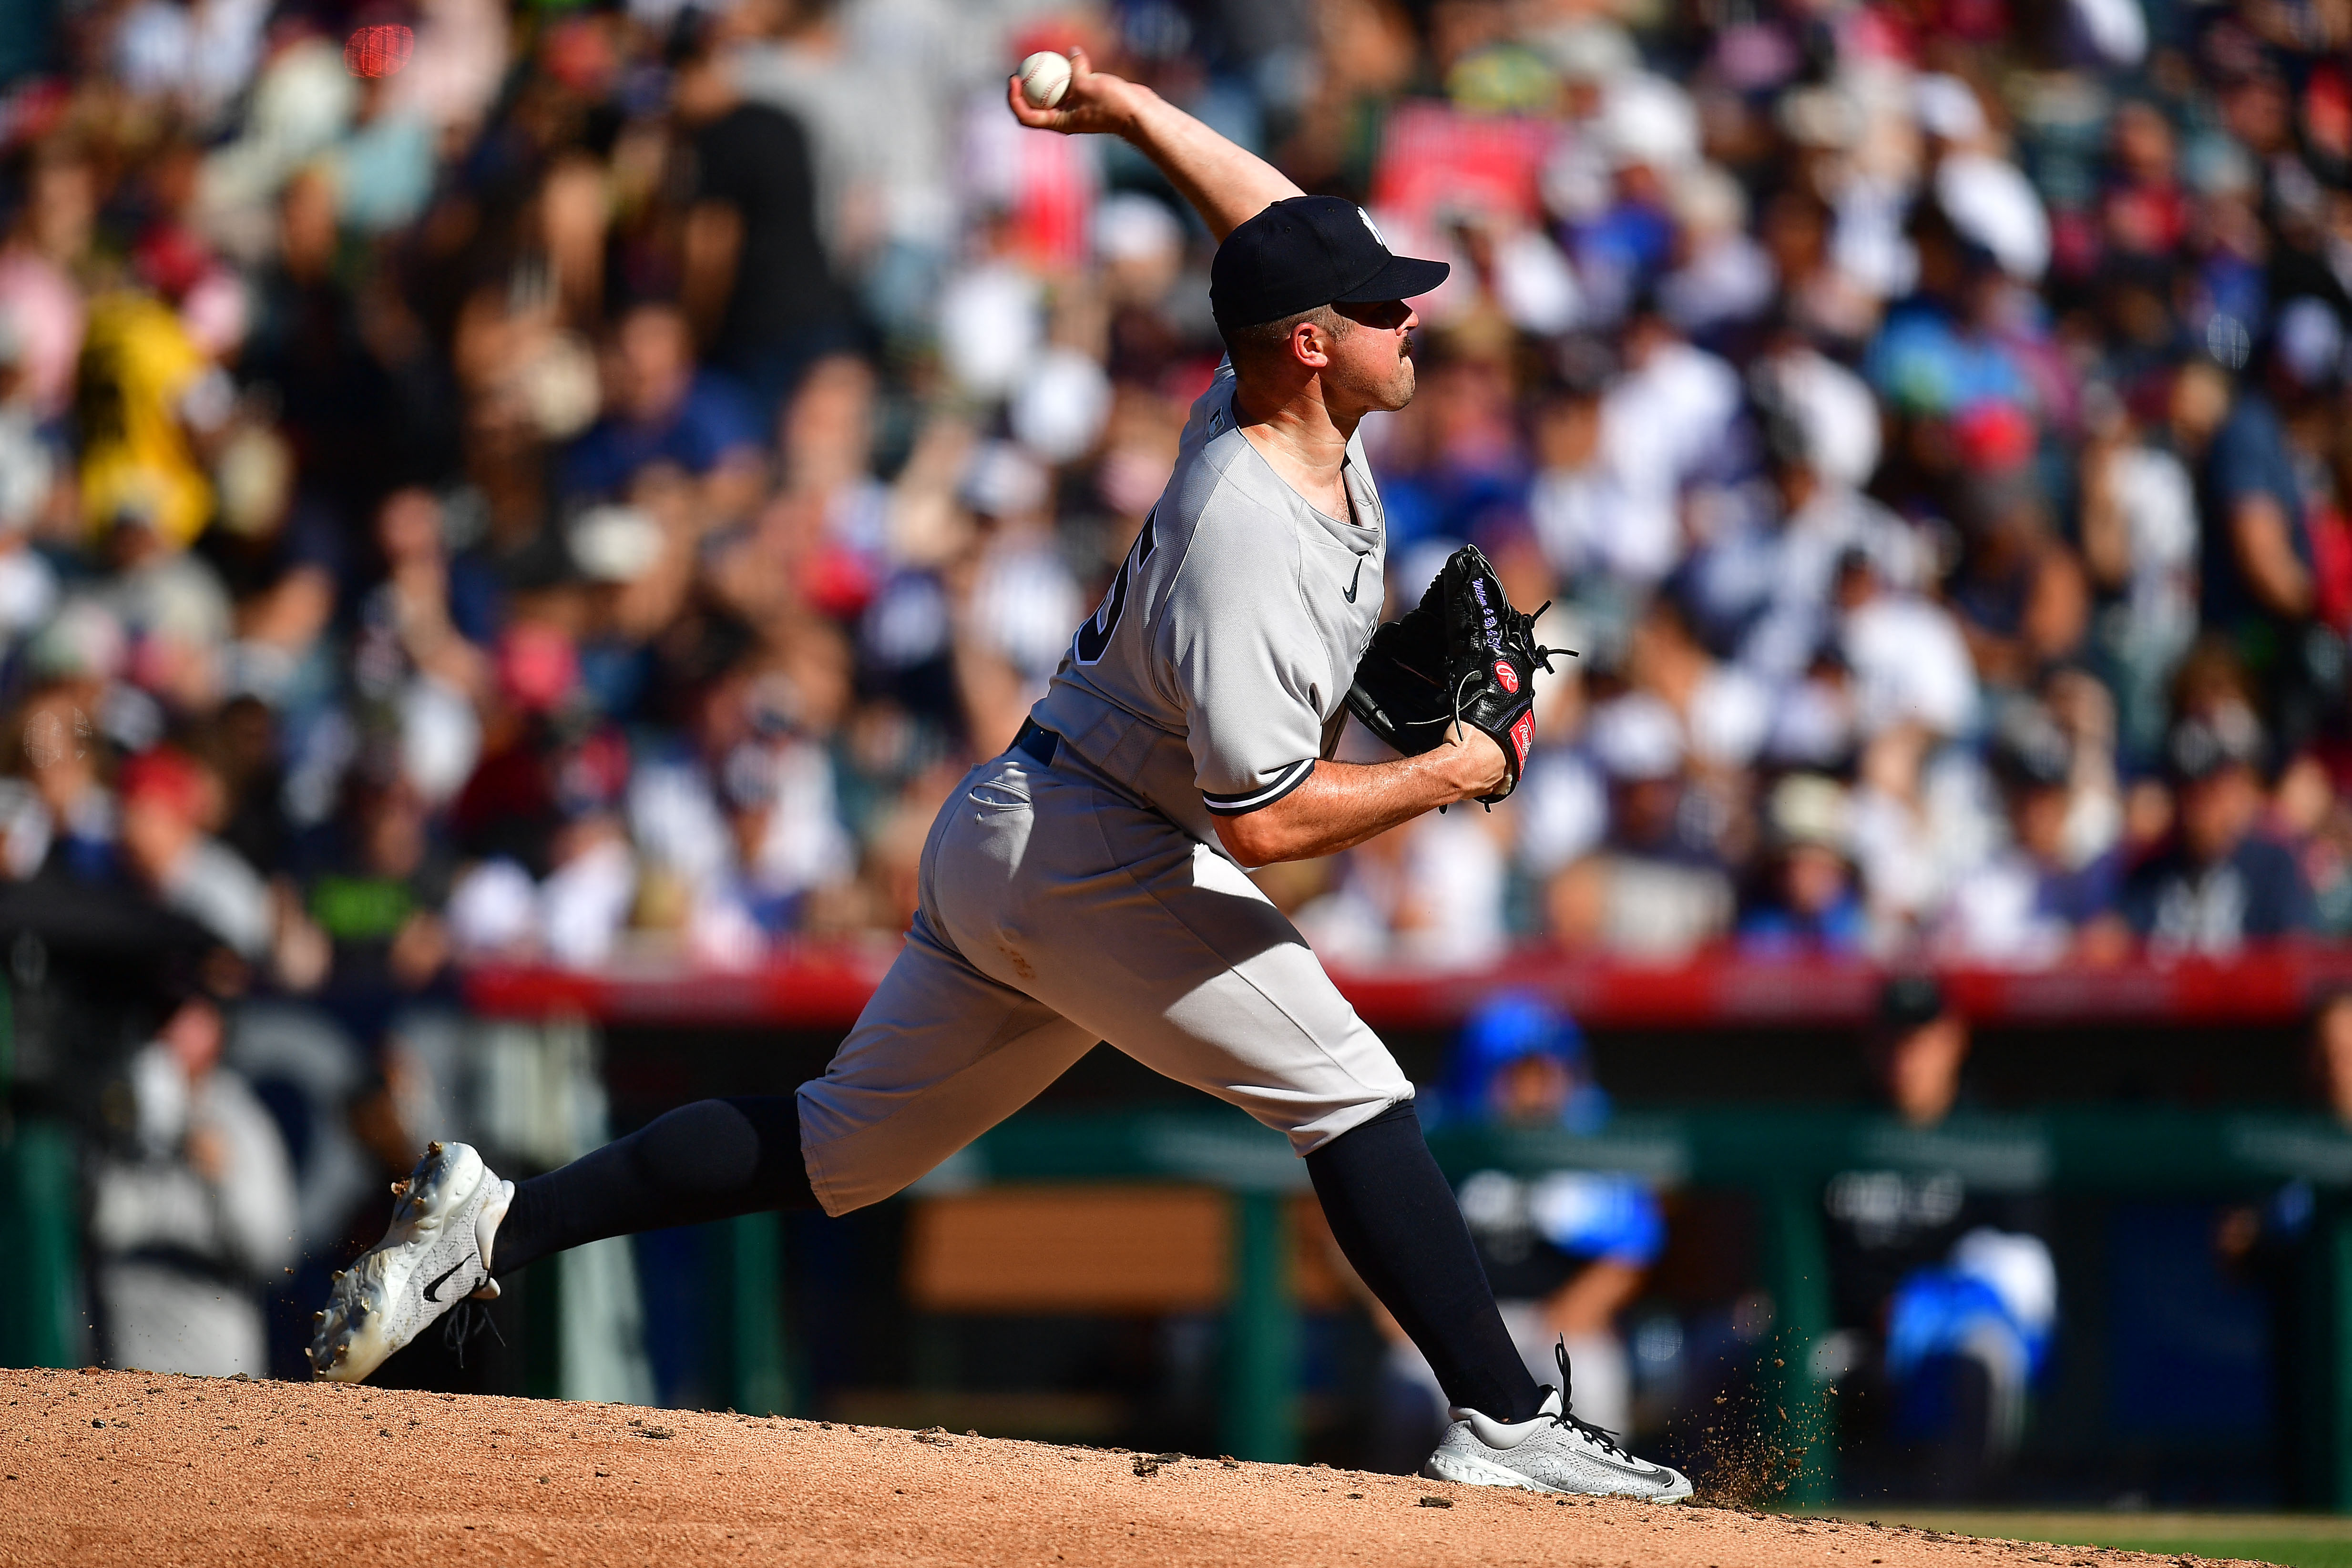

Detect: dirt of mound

[0,1367,2274,1568]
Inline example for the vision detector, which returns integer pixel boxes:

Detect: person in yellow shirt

[77,288,225,548]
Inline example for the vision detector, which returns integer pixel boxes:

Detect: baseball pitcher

[311,51,1689,1502]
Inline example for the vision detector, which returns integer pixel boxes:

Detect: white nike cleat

[309,1140,513,1383]
[1421,1341,1694,1502]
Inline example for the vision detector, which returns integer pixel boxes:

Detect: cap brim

[1333,254,1450,304]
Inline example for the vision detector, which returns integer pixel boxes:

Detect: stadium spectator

[1684,366,1923,688]
[1934,696,2121,964]
[307,775,455,997]
[2193,322,2335,748]
[674,20,854,419]
[87,994,296,1376]
[2109,710,2315,953]
[2078,378,2202,768]
[562,301,765,520]
[1738,773,1867,952]
[117,743,326,986]
[1559,692,1733,957]
[1824,977,2058,1499]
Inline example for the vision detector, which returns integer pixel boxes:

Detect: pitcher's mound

[0,1367,2272,1566]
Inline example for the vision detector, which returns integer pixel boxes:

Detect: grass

[1828,1509,2352,1568]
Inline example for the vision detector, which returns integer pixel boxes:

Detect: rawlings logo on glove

[1343,544,1572,806]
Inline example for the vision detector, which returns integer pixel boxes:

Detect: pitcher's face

[1329,299,1420,413]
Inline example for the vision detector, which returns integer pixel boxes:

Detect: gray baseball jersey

[1029,360,1385,847]
[797,359,1412,1211]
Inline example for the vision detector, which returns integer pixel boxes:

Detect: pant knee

[1297,1089,1418,1160]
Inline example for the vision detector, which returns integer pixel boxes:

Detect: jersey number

[1074,508,1156,666]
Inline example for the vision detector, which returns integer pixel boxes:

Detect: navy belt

[1012,717,1060,768]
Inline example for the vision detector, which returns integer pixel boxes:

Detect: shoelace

[441,1298,507,1368]
[1549,1336,1634,1460]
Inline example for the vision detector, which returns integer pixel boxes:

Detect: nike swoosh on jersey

[422,1259,473,1303]
[1343,555,1365,603]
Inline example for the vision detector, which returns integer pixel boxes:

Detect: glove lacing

[1444,599,1574,810]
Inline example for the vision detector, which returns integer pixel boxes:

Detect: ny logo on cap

[1358,207,1386,247]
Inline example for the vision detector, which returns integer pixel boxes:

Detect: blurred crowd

[0,0,2347,998]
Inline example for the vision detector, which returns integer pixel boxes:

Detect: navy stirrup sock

[1306,1100,1547,1424]
[490,1096,817,1277]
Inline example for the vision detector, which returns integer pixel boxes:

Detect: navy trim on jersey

[1202,758,1315,816]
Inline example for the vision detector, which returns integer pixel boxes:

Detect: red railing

[462,942,2352,1031]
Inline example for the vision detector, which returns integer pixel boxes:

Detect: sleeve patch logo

[1509,711,1535,766]
[1493,660,1519,694]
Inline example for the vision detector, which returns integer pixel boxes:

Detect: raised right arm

[1006,50,1301,242]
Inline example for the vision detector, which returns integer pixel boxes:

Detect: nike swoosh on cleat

[1598,1460,1678,1487]
[422,1259,474,1303]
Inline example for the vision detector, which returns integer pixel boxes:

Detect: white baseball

[1018,50,1073,109]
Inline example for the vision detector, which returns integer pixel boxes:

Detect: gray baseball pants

[796,750,1414,1216]
[491,746,1544,1420]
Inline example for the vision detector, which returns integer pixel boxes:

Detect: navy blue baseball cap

[1210,196,1450,332]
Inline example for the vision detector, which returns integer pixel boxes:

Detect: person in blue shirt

[2197,374,2310,656]
[2192,316,2345,748]
[1367,994,1667,1471]
[1862,204,2035,425]
[1738,774,1869,953]
[560,302,765,518]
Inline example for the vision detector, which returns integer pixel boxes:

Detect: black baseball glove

[1344,544,1572,805]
